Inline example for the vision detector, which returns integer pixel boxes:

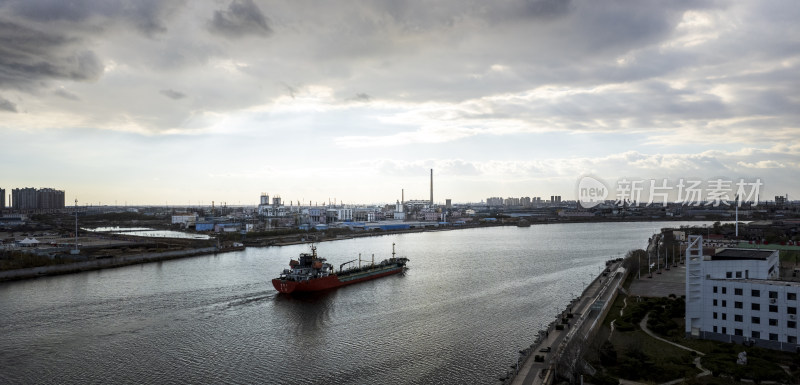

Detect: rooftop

[710,248,777,261]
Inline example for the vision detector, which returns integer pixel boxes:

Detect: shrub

[599,341,617,366]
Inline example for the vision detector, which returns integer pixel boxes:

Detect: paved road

[628,262,685,298]
[511,262,625,385]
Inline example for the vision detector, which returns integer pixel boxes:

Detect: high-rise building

[486,197,503,206]
[0,188,5,209]
[12,188,37,210]
[11,187,65,210]
[38,188,65,209]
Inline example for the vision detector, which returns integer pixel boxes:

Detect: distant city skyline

[1,1,798,205]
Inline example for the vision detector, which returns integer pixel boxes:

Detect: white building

[171,213,198,226]
[393,200,405,221]
[686,235,800,352]
[337,208,353,222]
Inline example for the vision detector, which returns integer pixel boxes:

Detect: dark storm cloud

[209,0,271,39]
[0,20,103,90]
[160,89,186,100]
[54,88,80,101]
[519,0,573,18]
[0,0,187,95]
[0,95,16,112]
[5,0,183,36]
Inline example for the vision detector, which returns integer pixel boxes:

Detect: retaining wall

[0,247,218,281]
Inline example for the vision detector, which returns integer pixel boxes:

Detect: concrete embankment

[0,247,219,282]
[505,260,628,385]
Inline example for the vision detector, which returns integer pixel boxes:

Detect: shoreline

[0,219,717,282]
[0,246,242,282]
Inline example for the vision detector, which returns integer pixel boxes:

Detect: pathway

[636,313,711,383]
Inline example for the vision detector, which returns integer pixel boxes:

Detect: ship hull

[272,265,405,294]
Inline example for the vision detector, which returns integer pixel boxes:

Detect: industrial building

[171,213,198,227]
[685,235,800,352]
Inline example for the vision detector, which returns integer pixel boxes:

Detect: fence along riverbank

[505,258,629,385]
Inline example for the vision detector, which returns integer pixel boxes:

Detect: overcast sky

[1,0,798,206]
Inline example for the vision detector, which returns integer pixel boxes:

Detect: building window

[727,272,733,278]
[722,313,727,320]
[789,336,797,343]
[722,300,727,307]
[722,287,727,294]
[789,321,797,329]
[722,327,727,334]
[736,271,742,278]
[713,312,718,319]
[769,291,778,299]
[769,333,778,341]
[735,301,743,309]
[752,330,761,339]
[770,318,778,326]
[713,326,718,333]
[752,316,761,324]
[752,303,761,311]
[735,328,743,336]
[713,286,718,293]
[713,299,718,306]
[735,288,743,296]
[789,307,797,315]
[789,293,797,301]
[752,289,760,297]
[734,314,743,322]
[769,305,778,312]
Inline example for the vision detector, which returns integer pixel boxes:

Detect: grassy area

[587,295,799,384]
[0,251,66,270]
[605,329,699,382]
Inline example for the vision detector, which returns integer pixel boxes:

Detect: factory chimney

[430,169,433,206]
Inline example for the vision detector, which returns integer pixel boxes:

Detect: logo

[577,176,608,209]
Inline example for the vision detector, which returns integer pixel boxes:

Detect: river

[0,221,714,384]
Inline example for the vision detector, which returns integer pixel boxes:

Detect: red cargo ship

[272,243,409,294]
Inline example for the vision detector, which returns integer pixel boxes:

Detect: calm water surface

[86,227,211,240]
[0,221,713,384]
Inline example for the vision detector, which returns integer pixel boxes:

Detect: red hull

[272,266,404,294]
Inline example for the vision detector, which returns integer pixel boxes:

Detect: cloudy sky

[1,0,798,206]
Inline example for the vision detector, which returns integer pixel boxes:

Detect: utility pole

[72,199,79,255]
[735,194,739,238]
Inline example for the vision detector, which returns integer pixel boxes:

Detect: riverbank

[235,217,721,246]
[1,219,718,282]
[0,246,246,282]
[505,257,629,384]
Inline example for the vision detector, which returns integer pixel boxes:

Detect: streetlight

[71,199,79,255]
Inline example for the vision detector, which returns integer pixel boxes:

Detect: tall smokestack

[430,169,433,206]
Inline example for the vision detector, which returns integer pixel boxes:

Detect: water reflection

[84,227,210,239]
[274,290,337,337]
